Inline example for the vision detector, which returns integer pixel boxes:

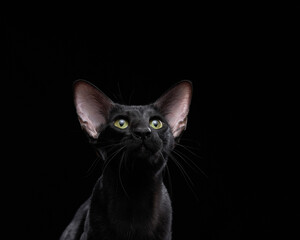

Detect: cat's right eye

[149,119,163,129]
[114,119,129,129]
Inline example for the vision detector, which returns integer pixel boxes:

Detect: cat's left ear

[73,80,114,139]
[154,80,193,139]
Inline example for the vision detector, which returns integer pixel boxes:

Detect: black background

[4,10,296,240]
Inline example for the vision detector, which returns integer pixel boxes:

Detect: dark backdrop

[4,12,295,240]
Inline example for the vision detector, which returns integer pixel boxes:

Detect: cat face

[98,104,175,170]
[73,80,192,173]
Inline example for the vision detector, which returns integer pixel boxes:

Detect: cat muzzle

[132,127,152,140]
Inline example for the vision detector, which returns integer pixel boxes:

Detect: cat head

[73,80,192,173]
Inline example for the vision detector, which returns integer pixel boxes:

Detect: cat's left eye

[114,119,129,129]
[149,119,163,129]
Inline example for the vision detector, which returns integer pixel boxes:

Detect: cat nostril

[133,127,152,139]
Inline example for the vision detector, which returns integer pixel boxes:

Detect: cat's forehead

[110,104,159,118]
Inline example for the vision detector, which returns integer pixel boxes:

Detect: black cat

[60,80,192,240]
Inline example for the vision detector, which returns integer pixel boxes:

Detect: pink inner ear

[165,94,191,137]
[154,81,192,138]
[74,80,113,139]
[76,100,107,139]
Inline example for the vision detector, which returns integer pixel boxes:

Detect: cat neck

[86,154,172,239]
[100,157,166,233]
[102,161,164,200]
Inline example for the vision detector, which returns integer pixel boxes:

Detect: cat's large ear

[73,80,114,139]
[154,80,193,138]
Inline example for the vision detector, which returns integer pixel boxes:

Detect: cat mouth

[128,140,157,156]
[125,137,162,159]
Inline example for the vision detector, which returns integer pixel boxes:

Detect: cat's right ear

[73,80,114,139]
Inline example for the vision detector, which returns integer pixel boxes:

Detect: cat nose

[133,127,152,140]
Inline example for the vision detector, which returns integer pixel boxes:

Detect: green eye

[114,119,129,129]
[150,119,163,129]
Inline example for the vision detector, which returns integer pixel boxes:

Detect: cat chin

[126,144,151,158]
[128,141,161,159]
[133,146,154,159]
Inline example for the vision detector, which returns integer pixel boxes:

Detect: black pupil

[153,120,158,127]
[119,119,125,126]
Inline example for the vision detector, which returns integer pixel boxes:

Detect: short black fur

[60,80,192,240]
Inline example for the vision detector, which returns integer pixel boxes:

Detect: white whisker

[119,151,129,198]
[169,154,200,201]
[173,148,208,178]
[102,145,126,175]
